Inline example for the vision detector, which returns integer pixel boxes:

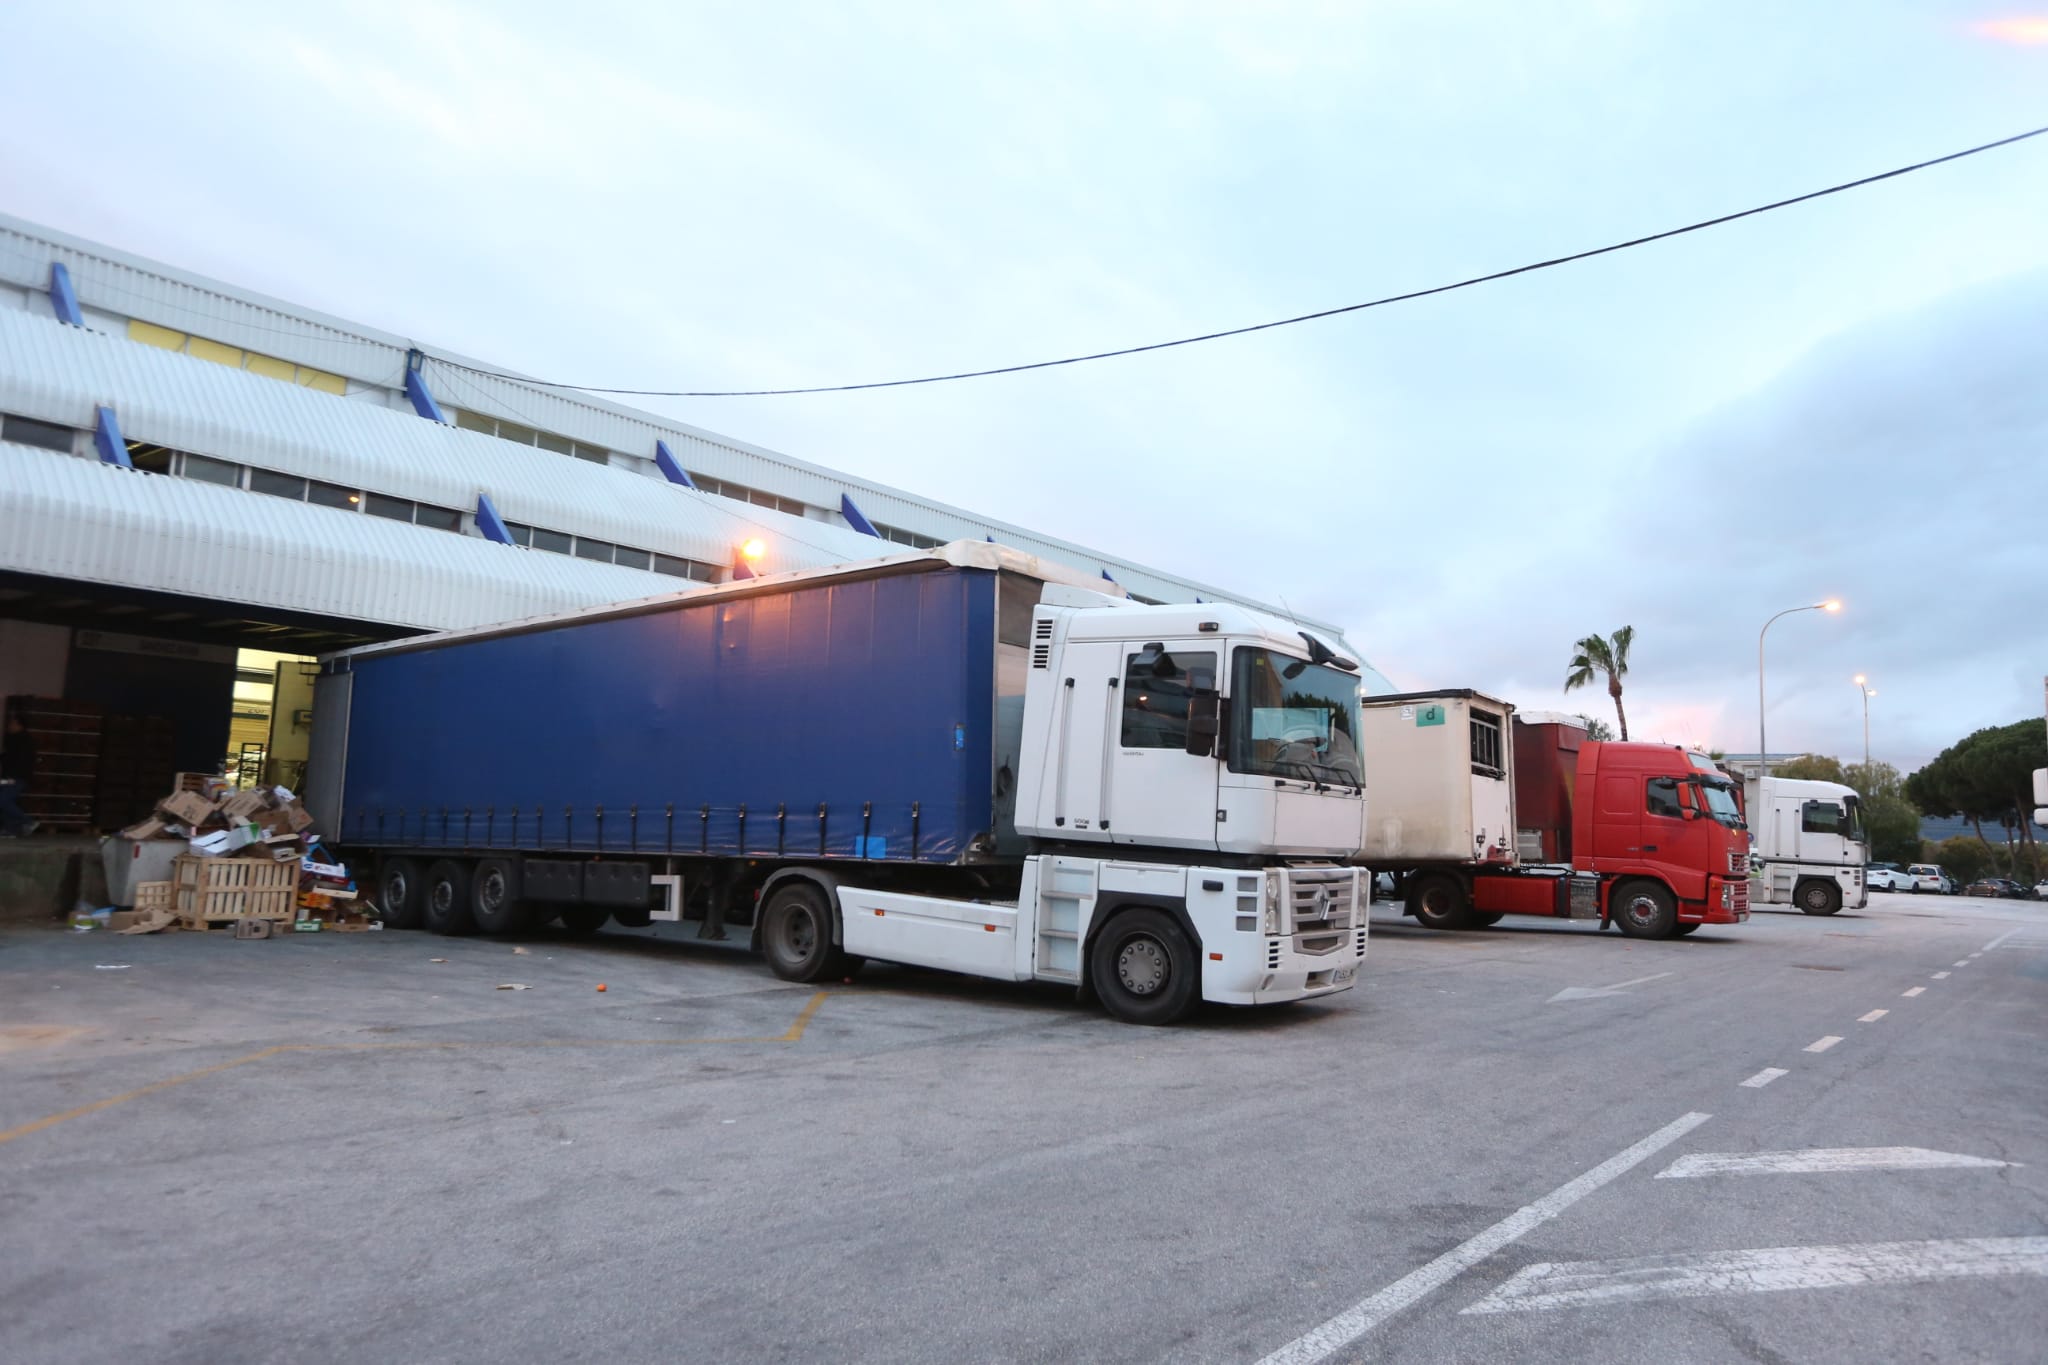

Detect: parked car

[1906,863,1956,895]
[1965,877,2033,900]
[1865,862,1914,892]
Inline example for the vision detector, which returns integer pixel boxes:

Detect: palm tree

[1564,626,1634,741]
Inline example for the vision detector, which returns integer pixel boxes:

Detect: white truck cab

[1742,774,1870,915]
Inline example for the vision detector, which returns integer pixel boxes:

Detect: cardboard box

[158,790,217,827]
[189,826,257,857]
[120,816,169,841]
[218,789,271,822]
[116,908,178,936]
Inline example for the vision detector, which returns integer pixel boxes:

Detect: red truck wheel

[1612,881,1676,939]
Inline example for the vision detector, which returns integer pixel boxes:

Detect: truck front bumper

[1201,928,1368,1006]
[1681,875,1751,925]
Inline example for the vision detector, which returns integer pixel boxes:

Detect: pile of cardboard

[292,838,374,931]
[121,778,315,863]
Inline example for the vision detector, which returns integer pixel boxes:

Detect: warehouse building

[0,212,1383,831]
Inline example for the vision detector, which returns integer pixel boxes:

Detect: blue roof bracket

[404,348,447,423]
[1101,569,1116,583]
[731,556,757,581]
[475,492,514,545]
[653,440,697,488]
[49,263,83,326]
[93,406,131,467]
[839,493,882,538]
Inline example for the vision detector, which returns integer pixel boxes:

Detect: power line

[425,122,2047,399]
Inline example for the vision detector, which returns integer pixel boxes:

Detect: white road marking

[1932,971,1950,979]
[1547,971,1674,1004]
[1656,1147,2016,1178]
[1804,1036,1842,1053]
[1953,961,1970,968]
[1859,1009,1889,1023]
[1739,1068,1788,1089]
[1969,952,1983,958]
[1983,929,2018,951]
[1902,987,1925,998]
[1253,1112,1712,1365]
[1463,1237,2048,1315]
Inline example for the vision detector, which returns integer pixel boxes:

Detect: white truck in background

[1741,774,1870,915]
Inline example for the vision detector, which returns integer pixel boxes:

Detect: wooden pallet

[134,880,176,913]
[172,856,296,927]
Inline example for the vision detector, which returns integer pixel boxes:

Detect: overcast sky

[4,1,2044,771]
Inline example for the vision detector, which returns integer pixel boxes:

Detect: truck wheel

[1796,879,1843,916]
[1612,880,1677,939]
[376,857,426,930]
[1408,874,1471,931]
[555,905,611,936]
[1089,908,1200,1026]
[1473,913,1504,928]
[760,881,842,983]
[1671,922,1701,936]
[422,860,476,936]
[469,857,527,935]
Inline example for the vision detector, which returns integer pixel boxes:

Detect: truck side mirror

[1680,806,1698,821]
[1185,690,1220,757]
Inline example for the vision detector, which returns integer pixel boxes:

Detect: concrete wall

[0,619,70,704]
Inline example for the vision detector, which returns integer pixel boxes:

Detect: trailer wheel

[760,881,842,983]
[1089,908,1200,1026]
[1796,879,1843,916]
[554,905,611,936]
[375,857,426,930]
[1407,874,1472,931]
[469,858,526,935]
[1612,880,1676,939]
[422,860,477,936]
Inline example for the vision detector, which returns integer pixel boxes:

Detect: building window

[614,546,650,571]
[124,320,345,394]
[573,537,615,562]
[2,413,76,453]
[1470,709,1505,778]
[249,468,308,500]
[530,527,573,555]
[654,554,718,582]
[573,443,609,465]
[452,407,611,465]
[181,453,243,487]
[307,481,361,510]
[414,504,463,533]
[364,492,413,522]
[873,522,944,550]
[687,471,805,517]
[536,432,572,456]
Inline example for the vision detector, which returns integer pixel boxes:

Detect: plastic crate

[172,856,297,927]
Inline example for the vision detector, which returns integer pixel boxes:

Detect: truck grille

[1287,866,1357,953]
[1729,850,1747,876]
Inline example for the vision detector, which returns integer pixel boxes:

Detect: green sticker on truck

[1416,704,1445,727]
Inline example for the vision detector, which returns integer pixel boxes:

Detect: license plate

[1333,966,1356,985]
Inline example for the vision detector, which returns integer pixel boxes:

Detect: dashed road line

[1805,1036,1843,1053]
[1740,1068,1788,1089]
[1953,961,1970,968]
[1253,1112,1713,1364]
[1859,1009,1889,1023]
[1983,929,2019,952]
[1902,987,1925,998]
[1933,971,1950,979]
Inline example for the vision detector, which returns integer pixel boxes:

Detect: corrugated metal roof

[0,212,1381,674]
[0,440,721,633]
[0,307,888,576]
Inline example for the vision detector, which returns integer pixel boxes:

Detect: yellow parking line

[0,1046,289,1147]
[0,992,829,1146]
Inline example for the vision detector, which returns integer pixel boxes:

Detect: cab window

[1120,649,1216,750]
[1646,777,1685,819]
[1801,801,1844,835]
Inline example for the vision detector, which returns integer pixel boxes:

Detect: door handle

[1642,845,1658,853]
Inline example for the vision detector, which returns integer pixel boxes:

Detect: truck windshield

[1229,648,1362,788]
[1691,778,1746,829]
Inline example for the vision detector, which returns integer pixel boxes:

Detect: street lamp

[1854,675,1875,771]
[1757,600,1841,776]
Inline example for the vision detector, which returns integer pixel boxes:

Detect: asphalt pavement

[1,890,2043,1363]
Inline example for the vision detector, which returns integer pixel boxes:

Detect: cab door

[1105,642,1220,852]
[1588,766,1643,869]
[1644,777,1710,900]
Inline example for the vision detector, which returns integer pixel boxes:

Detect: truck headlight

[1720,882,1734,911]
[1263,873,1283,935]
